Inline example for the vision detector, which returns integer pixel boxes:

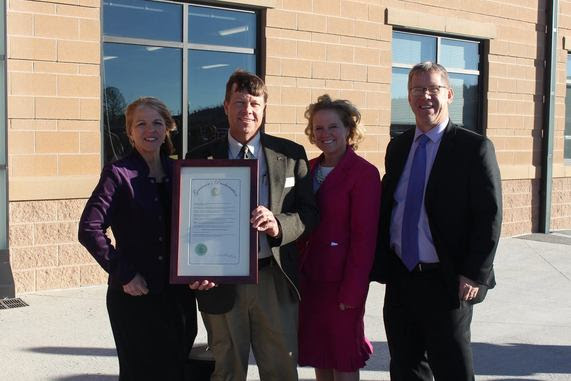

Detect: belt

[411,262,440,273]
[258,257,273,269]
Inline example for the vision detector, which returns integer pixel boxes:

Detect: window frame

[102,0,262,159]
[0,0,13,298]
[1,0,8,252]
[390,29,485,137]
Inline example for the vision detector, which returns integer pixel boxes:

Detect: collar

[414,118,448,144]
[228,131,262,159]
[311,145,356,172]
[130,149,171,177]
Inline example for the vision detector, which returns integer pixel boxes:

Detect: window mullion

[436,36,441,63]
[182,2,189,157]
[103,35,184,48]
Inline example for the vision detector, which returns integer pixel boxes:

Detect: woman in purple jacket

[78,97,195,381]
[298,95,381,381]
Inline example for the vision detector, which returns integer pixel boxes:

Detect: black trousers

[106,286,197,381]
[383,269,474,381]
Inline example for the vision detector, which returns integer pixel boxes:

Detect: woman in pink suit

[298,94,381,381]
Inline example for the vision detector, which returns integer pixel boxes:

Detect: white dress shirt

[228,131,272,259]
[390,119,448,264]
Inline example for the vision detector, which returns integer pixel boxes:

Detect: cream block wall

[264,0,391,164]
[7,0,103,293]
[264,0,570,238]
[9,199,106,294]
[7,0,101,201]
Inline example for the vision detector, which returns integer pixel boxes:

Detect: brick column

[6,0,105,294]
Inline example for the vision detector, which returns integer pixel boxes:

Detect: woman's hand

[189,280,217,291]
[122,273,149,296]
[339,302,355,311]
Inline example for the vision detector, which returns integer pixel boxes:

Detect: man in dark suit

[371,62,502,381]
[186,70,318,381]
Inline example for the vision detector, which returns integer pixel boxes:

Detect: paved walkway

[1,235,570,380]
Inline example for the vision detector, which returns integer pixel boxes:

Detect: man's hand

[458,275,479,302]
[250,206,280,237]
[189,280,217,291]
[122,273,149,296]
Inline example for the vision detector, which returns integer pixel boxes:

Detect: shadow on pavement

[27,346,117,357]
[54,376,117,380]
[473,342,571,376]
[32,342,569,379]
[366,341,390,371]
[366,341,571,377]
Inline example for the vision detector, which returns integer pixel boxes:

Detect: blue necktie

[401,134,429,271]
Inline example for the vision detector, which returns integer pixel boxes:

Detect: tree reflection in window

[188,105,228,151]
[103,1,258,162]
[187,50,256,152]
[103,86,129,163]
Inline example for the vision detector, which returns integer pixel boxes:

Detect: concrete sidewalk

[0,235,570,381]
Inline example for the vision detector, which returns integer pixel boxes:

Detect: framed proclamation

[170,159,258,284]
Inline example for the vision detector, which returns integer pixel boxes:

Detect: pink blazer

[300,148,381,307]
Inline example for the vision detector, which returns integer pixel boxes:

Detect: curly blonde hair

[125,97,177,155]
[304,94,364,150]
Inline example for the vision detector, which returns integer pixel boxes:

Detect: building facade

[1,0,570,296]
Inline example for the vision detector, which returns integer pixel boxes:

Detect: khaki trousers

[202,261,299,381]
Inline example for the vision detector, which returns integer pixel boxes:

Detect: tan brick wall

[9,199,106,294]
[552,177,571,231]
[263,0,571,239]
[501,179,540,237]
[556,1,571,232]
[6,0,103,293]
[264,0,548,170]
[7,0,101,201]
[265,0,392,165]
[5,0,571,295]
[500,177,571,236]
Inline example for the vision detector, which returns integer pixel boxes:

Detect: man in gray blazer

[187,70,318,381]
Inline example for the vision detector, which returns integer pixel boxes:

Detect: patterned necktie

[238,145,252,159]
[401,134,429,271]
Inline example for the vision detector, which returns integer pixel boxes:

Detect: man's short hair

[225,70,268,103]
[407,61,451,89]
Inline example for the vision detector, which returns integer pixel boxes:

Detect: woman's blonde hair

[125,97,177,155]
[304,94,364,149]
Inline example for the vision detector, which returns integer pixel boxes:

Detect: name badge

[285,177,295,188]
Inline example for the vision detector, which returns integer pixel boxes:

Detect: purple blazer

[78,151,173,293]
[301,148,381,307]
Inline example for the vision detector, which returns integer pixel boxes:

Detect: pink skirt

[298,278,373,372]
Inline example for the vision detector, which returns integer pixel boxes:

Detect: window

[565,56,571,162]
[103,0,258,162]
[391,31,481,137]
